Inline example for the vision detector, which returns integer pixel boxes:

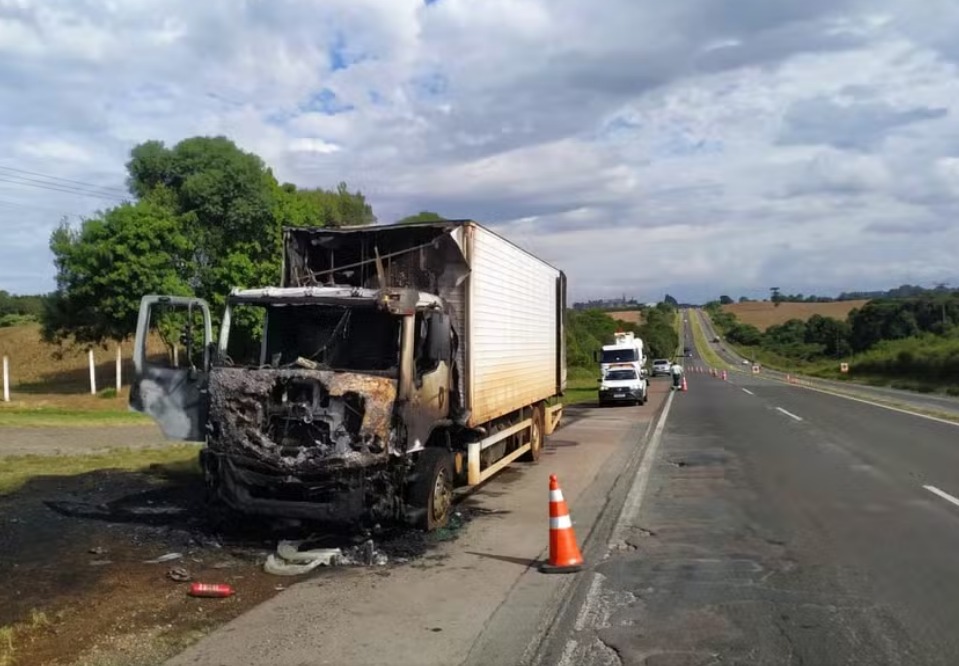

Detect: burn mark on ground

[0,459,482,666]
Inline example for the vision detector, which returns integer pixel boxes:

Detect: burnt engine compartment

[204,368,408,523]
[207,368,397,472]
[265,377,374,458]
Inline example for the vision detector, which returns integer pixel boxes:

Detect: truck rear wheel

[407,448,454,531]
[520,405,546,462]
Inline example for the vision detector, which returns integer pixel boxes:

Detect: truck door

[130,295,213,441]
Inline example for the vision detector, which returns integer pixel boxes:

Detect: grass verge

[0,445,201,496]
[562,366,599,405]
[0,609,56,666]
[0,406,151,428]
[690,311,729,369]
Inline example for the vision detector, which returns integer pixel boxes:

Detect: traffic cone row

[540,474,584,574]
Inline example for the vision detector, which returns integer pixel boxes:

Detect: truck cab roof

[228,286,444,313]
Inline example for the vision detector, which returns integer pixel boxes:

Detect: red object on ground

[189,583,235,598]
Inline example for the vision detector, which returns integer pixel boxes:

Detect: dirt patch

[0,461,475,666]
[722,300,869,331]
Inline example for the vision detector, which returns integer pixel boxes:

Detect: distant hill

[837,284,954,301]
[721,300,869,331]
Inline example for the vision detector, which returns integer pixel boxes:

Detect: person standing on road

[670,360,683,390]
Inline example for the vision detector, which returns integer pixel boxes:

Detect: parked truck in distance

[596,330,648,406]
[130,220,567,531]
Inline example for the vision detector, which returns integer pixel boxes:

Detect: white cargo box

[282,220,567,428]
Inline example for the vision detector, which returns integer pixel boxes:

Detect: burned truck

[130,220,567,530]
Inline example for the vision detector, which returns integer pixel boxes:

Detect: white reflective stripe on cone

[550,514,573,530]
[549,489,564,502]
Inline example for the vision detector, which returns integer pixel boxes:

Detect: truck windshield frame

[217,301,402,376]
[605,369,638,381]
[601,349,639,363]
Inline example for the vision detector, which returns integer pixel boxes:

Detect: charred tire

[520,404,546,462]
[407,448,454,531]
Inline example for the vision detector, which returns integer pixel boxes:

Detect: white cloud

[1,0,959,301]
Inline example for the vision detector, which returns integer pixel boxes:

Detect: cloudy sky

[2,0,959,304]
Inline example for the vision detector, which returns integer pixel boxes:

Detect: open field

[0,323,166,417]
[608,310,643,324]
[722,300,869,330]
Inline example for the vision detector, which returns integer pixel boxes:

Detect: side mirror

[426,313,452,364]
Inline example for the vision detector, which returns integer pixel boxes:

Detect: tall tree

[45,136,375,344]
[398,211,445,224]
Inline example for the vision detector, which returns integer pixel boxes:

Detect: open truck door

[130,295,213,441]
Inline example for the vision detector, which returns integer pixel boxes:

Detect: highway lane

[538,313,959,665]
[694,307,959,419]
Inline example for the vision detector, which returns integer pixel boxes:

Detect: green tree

[398,211,445,224]
[719,295,733,305]
[805,315,852,357]
[726,322,763,346]
[637,307,679,359]
[44,204,192,344]
[45,136,375,345]
[770,287,782,307]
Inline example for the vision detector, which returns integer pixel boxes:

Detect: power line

[0,175,128,202]
[0,165,129,196]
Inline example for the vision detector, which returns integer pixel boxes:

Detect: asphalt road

[694,308,959,419]
[539,313,959,665]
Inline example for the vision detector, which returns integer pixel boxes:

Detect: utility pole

[936,282,951,328]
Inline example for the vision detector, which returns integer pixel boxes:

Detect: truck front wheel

[407,448,454,531]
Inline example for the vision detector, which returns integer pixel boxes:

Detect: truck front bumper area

[201,450,394,525]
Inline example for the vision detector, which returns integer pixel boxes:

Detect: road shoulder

[166,383,672,666]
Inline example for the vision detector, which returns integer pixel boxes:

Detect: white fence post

[2,355,9,402]
[88,349,97,395]
[116,345,122,392]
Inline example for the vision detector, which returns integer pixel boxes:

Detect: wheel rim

[432,469,452,523]
[531,414,543,454]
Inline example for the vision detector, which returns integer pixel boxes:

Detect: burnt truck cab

[130,285,461,529]
[131,220,566,531]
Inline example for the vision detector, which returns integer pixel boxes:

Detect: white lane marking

[776,407,803,422]
[609,390,675,545]
[786,383,959,429]
[923,485,959,509]
[742,388,754,396]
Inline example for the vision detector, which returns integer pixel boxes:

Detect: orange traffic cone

[540,474,584,574]
[681,376,688,392]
